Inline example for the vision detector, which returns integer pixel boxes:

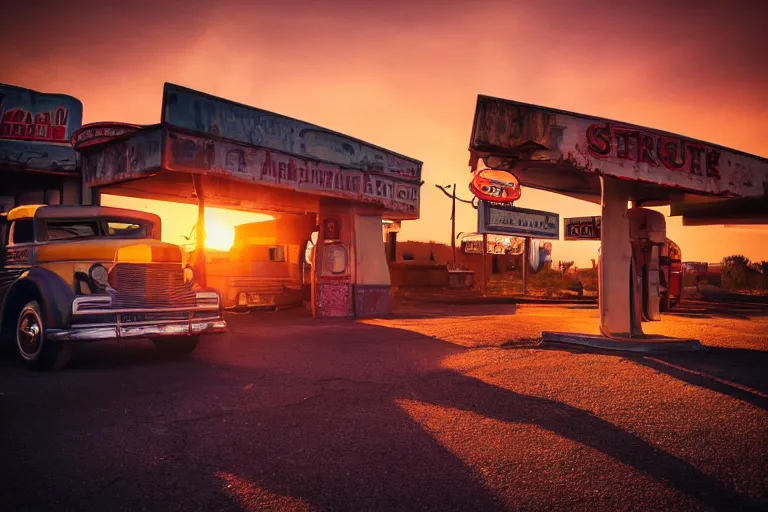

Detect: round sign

[468,168,521,203]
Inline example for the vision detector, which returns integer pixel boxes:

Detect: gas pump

[628,208,666,323]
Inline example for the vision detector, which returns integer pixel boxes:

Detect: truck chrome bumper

[46,318,227,342]
[47,290,228,342]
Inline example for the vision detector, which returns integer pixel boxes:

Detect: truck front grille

[109,263,196,309]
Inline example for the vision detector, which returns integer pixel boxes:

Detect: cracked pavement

[1,301,767,511]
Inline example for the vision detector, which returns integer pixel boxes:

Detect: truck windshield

[106,221,148,238]
[47,221,99,241]
[45,219,150,241]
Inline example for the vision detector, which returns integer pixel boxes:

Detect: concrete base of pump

[541,331,702,353]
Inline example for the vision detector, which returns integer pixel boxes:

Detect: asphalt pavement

[1,301,766,511]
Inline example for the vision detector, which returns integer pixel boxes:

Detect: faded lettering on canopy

[470,96,768,198]
[163,132,420,217]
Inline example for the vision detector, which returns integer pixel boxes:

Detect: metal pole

[481,233,488,295]
[522,237,529,296]
[451,184,456,268]
[192,175,207,288]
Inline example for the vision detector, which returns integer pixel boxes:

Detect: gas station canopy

[468,95,768,347]
[468,96,768,223]
[74,83,423,219]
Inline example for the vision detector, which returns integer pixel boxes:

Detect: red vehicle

[660,238,683,311]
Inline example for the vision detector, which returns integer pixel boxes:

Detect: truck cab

[0,204,226,371]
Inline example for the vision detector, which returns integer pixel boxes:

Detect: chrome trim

[45,319,227,342]
[73,305,220,315]
[72,290,222,315]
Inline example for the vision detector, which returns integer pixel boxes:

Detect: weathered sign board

[478,201,559,239]
[80,126,164,187]
[162,130,420,218]
[564,216,601,241]
[160,83,423,219]
[462,239,507,255]
[0,83,83,173]
[461,235,525,255]
[469,96,768,199]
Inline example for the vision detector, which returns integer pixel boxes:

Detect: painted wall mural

[0,83,83,172]
[164,131,420,217]
[81,127,164,187]
[316,283,353,317]
[470,96,768,198]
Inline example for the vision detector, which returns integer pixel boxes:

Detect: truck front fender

[4,267,76,330]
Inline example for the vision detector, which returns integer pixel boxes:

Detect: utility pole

[451,183,456,267]
[435,183,475,269]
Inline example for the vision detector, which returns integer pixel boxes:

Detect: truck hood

[35,238,183,264]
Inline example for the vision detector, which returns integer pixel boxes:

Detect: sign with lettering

[564,216,601,240]
[470,96,768,198]
[478,202,559,239]
[162,131,420,218]
[0,83,83,172]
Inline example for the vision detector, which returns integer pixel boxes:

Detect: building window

[269,246,286,262]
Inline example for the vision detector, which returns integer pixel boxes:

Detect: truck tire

[16,300,72,371]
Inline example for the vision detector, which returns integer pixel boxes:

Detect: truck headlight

[183,266,195,284]
[89,264,109,290]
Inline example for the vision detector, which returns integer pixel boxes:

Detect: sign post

[481,233,488,295]
[522,238,529,295]
[476,201,559,296]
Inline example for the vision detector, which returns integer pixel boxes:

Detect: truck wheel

[152,335,200,356]
[16,300,72,371]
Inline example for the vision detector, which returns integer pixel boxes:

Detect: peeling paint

[471,96,768,199]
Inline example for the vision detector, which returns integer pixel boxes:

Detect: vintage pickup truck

[0,204,227,371]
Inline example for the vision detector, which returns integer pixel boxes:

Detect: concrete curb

[541,331,703,353]
[396,296,598,306]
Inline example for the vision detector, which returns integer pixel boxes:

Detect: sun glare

[204,218,236,251]
[203,209,274,252]
[101,194,274,252]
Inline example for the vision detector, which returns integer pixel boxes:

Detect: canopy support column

[192,175,207,288]
[542,176,700,352]
[598,176,636,337]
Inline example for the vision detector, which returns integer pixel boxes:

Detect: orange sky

[3,0,767,266]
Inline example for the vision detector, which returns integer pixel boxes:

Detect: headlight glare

[183,266,195,284]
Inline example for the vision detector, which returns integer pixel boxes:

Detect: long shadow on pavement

[0,314,762,511]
